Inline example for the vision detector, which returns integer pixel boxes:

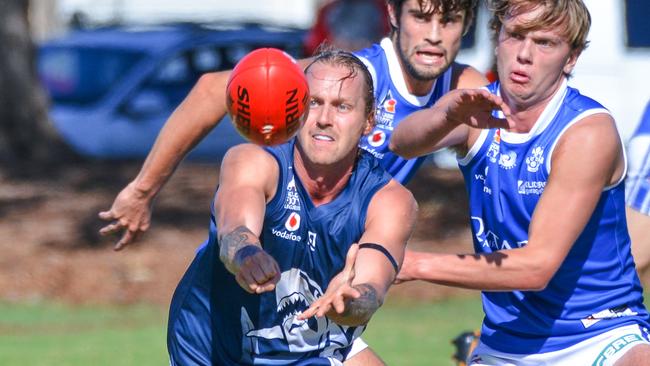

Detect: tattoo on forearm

[219,226,260,273]
[340,284,381,324]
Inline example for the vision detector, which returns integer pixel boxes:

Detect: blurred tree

[0,0,73,175]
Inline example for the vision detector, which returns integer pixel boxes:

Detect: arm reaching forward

[99,71,231,250]
[99,58,314,250]
[299,180,418,326]
[390,88,513,159]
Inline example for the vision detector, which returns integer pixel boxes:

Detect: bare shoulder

[220,144,280,192]
[223,143,276,165]
[450,62,489,90]
[368,180,418,219]
[552,112,623,184]
[557,112,619,152]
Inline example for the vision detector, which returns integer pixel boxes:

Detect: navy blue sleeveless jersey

[458,80,649,354]
[355,38,453,184]
[167,141,392,365]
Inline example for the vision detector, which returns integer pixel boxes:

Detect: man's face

[297,62,371,167]
[390,0,466,82]
[496,6,577,109]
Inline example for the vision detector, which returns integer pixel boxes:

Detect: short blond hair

[489,0,591,53]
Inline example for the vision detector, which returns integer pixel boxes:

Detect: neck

[501,81,564,133]
[293,148,357,206]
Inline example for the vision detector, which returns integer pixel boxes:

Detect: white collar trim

[499,78,568,144]
[380,38,435,106]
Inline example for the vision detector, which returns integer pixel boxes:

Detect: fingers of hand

[113,230,138,251]
[98,210,115,221]
[99,221,123,236]
[298,302,321,320]
[237,253,280,293]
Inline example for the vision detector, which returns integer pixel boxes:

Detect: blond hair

[489,0,591,53]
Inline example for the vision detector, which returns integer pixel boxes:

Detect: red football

[226,48,309,146]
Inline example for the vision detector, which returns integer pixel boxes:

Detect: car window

[625,1,650,48]
[135,51,198,111]
[38,47,144,106]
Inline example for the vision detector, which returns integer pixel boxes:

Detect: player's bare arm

[390,88,513,159]
[397,113,621,291]
[98,70,230,250]
[300,180,417,326]
[214,143,281,294]
[99,57,314,250]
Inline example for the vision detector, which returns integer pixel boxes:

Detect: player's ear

[563,49,579,76]
[363,110,375,135]
[387,2,399,30]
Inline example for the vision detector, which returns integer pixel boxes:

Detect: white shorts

[469,324,650,366]
[346,337,369,360]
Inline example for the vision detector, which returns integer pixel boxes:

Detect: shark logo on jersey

[499,151,517,170]
[284,177,301,211]
[375,91,396,129]
[525,146,544,173]
[367,130,386,147]
[239,268,362,364]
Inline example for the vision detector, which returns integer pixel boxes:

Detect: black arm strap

[358,243,399,274]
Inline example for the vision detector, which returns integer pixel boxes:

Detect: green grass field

[3,294,648,366]
[0,296,484,366]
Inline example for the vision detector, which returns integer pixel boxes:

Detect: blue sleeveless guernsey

[167,141,392,365]
[458,80,649,354]
[355,38,453,184]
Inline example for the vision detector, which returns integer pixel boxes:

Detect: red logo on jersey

[368,130,386,147]
[285,212,301,231]
[383,98,396,113]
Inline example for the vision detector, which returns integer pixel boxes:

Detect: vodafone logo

[285,212,301,231]
[367,131,386,147]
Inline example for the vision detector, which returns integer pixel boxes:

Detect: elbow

[388,138,417,160]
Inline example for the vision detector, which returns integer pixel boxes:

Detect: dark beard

[395,34,443,82]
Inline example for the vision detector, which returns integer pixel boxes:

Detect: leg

[344,347,386,366]
[613,344,650,366]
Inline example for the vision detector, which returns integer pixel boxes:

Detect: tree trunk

[0,0,74,175]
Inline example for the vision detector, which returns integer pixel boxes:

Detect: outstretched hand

[98,182,153,251]
[298,243,360,320]
[445,89,514,130]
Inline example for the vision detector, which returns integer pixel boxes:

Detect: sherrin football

[226,48,309,146]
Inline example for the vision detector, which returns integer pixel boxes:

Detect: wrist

[226,245,263,274]
[129,178,158,201]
